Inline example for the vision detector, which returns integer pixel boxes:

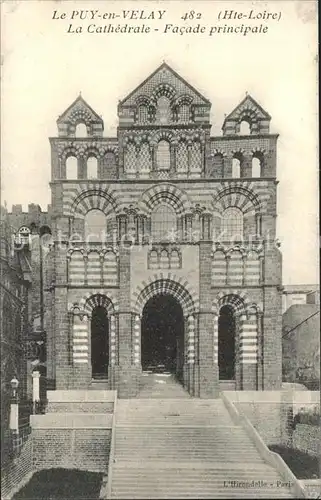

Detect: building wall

[282,304,320,388]
[1,210,31,466]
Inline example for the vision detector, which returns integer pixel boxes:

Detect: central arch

[141,294,184,377]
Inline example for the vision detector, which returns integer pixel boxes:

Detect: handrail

[105,391,117,500]
[221,393,307,499]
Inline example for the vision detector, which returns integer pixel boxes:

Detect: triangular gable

[120,62,211,106]
[224,94,271,124]
[57,95,103,124]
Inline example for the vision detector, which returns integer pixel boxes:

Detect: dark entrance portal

[91,306,109,379]
[141,294,184,376]
[218,305,236,380]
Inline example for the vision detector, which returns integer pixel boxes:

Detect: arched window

[179,103,190,123]
[239,120,251,135]
[75,123,87,137]
[149,250,158,269]
[218,305,236,380]
[87,156,98,179]
[15,226,31,246]
[156,140,171,170]
[252,156,262,177]
[66,156,78,179]
[84,209,106,243]
[222,207,243,241]
[138,104,149,124]
[160,249,170,269]
[170,250,180,269]
[232,158,241,178]
[156,96,171,124]
[151,204,176,242]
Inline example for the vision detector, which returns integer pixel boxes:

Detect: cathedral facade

[7,63,283,398]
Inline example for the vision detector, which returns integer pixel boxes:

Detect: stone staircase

[110,395,295,499]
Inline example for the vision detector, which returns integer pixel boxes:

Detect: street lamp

[9,376,19,434]
[10,376,19,399]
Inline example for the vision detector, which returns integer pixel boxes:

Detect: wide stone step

[111,492,293,499]
[112,470,284,479]
[115,456,265,462]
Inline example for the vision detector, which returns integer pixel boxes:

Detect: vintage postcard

[1,1,319,499]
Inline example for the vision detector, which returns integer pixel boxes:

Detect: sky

[1,0,318,285]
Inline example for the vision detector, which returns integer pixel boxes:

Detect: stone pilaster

[113,243,140,397]
[198,242,219,398]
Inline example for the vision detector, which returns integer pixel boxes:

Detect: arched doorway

[218,305,236,380]
[141,294,184,377]
[91,306,109,379]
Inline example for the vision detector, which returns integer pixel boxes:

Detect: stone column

[239,313,258,390]
[170,144,177,176]
[185,214,193,243]
[224,156,232,178]
[226,254,231,285]
[255,213,262,236]
[186,315,196,395]
[78,156,86,179]
[32,371,40,412]
[70,313,91,388]
[242,155,252,178]
[108,314,117,389]
[132,314,141,367]
[150,145,156,172]
[213,314,219,383]
[256,311,264,390]
[10,397,19,433]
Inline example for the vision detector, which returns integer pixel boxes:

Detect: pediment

[120,62,211,107]
[224,94,271,123]
[57,95,103,125]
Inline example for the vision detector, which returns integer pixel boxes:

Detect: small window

[239,120,251,135]
[232,158,241,178]
[252,157,261,177]
[66,156,78,179]
[179,104,190,123]
[138,105,149,124]
[75,123,87,137]
[156,140,171,170]
[87,157,98,179]
[156,96,171,124]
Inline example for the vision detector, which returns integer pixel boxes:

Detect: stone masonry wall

[293,424,320,457]
[32,429,111,472]
[1,437,33,500]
